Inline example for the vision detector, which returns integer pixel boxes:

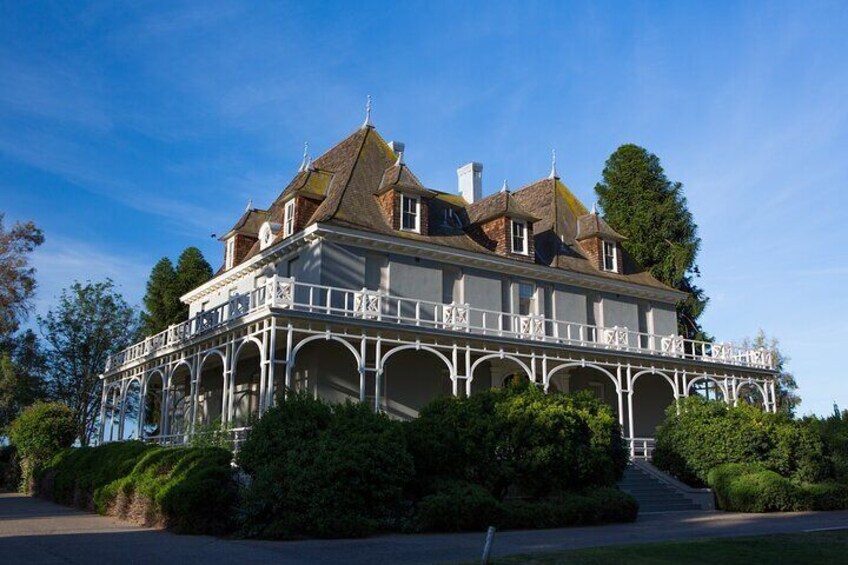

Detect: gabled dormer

[266,166,333,245]
[465,188,540,261]
[575,208,627,274]
[219,206,268,271]
[375,152,435,235]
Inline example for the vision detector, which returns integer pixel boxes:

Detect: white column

[266,321,278,410]
[373,337,383,412]
[188,356,199,435]
[137,376,147,441]
[626,365,635,458]
[98,381,109,444]
[359,336,367,402]
[616,364,625,429]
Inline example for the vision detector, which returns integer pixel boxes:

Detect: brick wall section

[467,216,535,262]
[293,196,321,233]
[377,190,429,234]
[579,237,623,273]
[233,234,257,266]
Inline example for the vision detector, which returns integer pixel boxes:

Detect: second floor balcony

[104,275,776,374]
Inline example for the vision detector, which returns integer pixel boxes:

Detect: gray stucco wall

[652,304,678,336]
[320,242,366,289]
[464,269,503,330]
[387,255,442,321]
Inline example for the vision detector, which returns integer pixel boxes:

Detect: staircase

[618,463,704,513]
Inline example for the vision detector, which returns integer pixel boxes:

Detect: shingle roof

[220,208,268,239]
[576,212,627,242]
[225,124,676,294]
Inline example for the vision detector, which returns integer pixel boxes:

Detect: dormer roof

[219,208,268,240]
[466,190,540,225]
[576,212,627,242]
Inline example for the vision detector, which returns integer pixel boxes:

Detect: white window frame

[225,237,235,270]
[511,219,528,255]
[516,281,536,316]
[283,200,295,238]
[400,194,420,233]
[602,240,618,272]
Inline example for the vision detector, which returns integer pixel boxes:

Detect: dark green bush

[653,397,828,486]
[802,482,848,511]
[416,481,502,532]
[707,463,804,512]
[805,410,848,483]
[8,402,76,490]
[0,444,21,489]
[95,446,236,534]
[237,394,414,539]
[405,382,626,499]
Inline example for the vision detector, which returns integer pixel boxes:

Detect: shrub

[8,402,76,490]
[0,444,21,490]
[95,446,236,534]
[802,482,848,511]
[653,397,828,486]
[237,394,414,539]
[707,463,804,512]
[405,382,626,499]
[805,411,848,483]
[416,481,502,532]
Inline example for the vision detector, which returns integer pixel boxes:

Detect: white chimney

[457,162,483,203]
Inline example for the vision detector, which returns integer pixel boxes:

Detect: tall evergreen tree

[140,258,178,336]
[594,144,707,339]
[173,247,213,321]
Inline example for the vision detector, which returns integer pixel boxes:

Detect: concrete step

[618,463,707,513]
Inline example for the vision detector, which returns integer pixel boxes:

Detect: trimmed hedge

[36,443,236,534]
[415,481,638,532]
[8,402,76,490]
[707,463,848,513]
[653,397,828,486]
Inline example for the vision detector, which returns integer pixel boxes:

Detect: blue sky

[2,1,846,415]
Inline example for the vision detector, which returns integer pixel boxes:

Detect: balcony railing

[105,276,775,373]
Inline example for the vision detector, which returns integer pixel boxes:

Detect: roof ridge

[310,127,372,224]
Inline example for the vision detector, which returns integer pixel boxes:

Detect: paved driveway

[2,491,848,564]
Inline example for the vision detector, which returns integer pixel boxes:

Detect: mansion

[98,111,777,458]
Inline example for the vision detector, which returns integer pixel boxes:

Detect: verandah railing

[105,275,775,373]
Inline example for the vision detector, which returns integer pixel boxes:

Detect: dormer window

[511,220,528,255]
[225,237,235,270]
[283,200,295,238]
[401,194,420,232]
[602,240,618,272]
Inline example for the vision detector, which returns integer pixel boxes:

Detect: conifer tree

[140,257,178,336]
[174,247,213,321]
[594,144,707,339]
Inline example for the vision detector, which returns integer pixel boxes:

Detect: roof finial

[298,141,310,172]
[362,95,373,128]
[548,148,558,179]
[245,198,253,212]
[501,179,509,193]
[395,150,404,166]
[592,202,597,215]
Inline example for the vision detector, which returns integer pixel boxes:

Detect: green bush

[8,402,76,490]
[0,444,21,490]
[416,481,503,532]
[237,394,414,539]
[405,382,626,499]
[653,397,828,486]
[802,482,848,511]
[708,463,804,512]
[37,443,236,535]
[805,411,848,483]
[96,446,236,534]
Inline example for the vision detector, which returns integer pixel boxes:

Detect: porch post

[451,344,459,396]
[626,365,635,458]
[266,321,278,410]
[137,375,147,440]
[465,345,472,397]
[98,380,108,444]
[374,336,383,412]
[616,364,625,430]
[770,380,778,413]
[359,336,367,402]
[284,324,294,396]
[117,380,127,440]
[188,355,199,435]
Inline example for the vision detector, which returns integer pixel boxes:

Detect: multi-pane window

[283,200,295,238]
[602,240,618,272]
[225,237,235,270]
[401,194,420,232]
[518,281,535,316]
[511,220,527,254]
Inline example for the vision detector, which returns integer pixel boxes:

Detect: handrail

[105,275,776,373]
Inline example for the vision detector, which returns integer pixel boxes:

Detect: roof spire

[298,141,311,172]
[501,179,509,193]
[548,148,559,179]
[395,150,404,166]
[245,198,253,212]
[362,94,373,128]
[591,202,597,215]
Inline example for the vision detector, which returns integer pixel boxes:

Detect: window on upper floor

[225,237,235,270]
[283,200,295,238]
[602,240,618,272]
[401,194,420,232]
[511,220,528,254]
[517,281,536,316]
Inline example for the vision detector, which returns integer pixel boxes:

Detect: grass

[482,530,848,564]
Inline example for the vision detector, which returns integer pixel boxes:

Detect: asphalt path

[2,492,848,564]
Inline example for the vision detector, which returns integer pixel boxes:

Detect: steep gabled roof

[576,212,627,242]
[220,208,268,240]
[466,190,540,225]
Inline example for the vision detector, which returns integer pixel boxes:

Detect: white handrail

[105,276,776,373]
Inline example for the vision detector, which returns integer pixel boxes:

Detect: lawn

[482,530,848,564]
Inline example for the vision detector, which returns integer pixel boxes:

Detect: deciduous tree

[594,145,707,339]
[741,330,800,415]
[39,280,138,445]
[0,214,44,341]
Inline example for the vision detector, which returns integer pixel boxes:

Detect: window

[511,220,527,254]
[401,194,420,232]
[225,237,235,270]
[602,240,618,272]
[517,282,536,316]
[283,200,295,238]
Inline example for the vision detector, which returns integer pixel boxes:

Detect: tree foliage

[0,330,48,432]
[8,401,76,490]
[740,330,800,415]
[0,213,44,340]
[38,280,139,445]
[594,145,707,339]
[141,247,212,336]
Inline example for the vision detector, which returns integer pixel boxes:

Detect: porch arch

[379,344,454,420]
[288,335,362,403]
[545,362,619,391]
[687,376,728,401]
[630,369,677,439]
[470,353,532,384]
[231,338,264,426]
[196,349,226,427]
